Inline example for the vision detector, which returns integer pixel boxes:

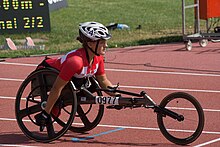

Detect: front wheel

[157,92,204,145]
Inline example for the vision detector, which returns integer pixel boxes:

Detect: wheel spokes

[16,69,77,142]
[18,104,41,119]
[77,105,91,127]
[47,123,56,138]
[37,74,48,101]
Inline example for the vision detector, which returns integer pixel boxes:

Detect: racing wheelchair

[15,67,204,145]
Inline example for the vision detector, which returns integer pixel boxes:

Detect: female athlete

[35,22,121,126]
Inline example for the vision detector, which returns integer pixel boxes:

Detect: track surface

[0,42,220,147]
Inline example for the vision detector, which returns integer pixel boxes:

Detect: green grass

[0,0,197,58]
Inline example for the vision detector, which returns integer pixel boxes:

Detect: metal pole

[196,0,200,33]
[206,19,209,33]
[182,0,186,37]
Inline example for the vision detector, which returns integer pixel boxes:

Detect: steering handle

[98,86,143,97]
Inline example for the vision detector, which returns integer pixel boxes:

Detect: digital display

[0,0,51,34]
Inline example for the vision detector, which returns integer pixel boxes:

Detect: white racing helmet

[79,22,111,41]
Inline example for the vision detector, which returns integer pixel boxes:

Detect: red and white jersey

[46,48,105,81]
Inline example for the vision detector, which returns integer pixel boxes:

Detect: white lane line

[0,77,220,94]
[1,62,220,77]
[0,96,16,100]
[97,123,220,135]
[106,68,220,77]
[0,96,30,101]
[194,137,220,147]
[167,107,220,113]
[0,62,37,67]
[0,78,23,82]
[119,85,220,93]
[1,95,220,113]
[0,144,40,147]
[1,117,220,135]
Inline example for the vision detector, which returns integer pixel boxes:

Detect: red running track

[0,42,220,147]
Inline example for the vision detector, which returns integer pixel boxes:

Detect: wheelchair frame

[15,67,205,145]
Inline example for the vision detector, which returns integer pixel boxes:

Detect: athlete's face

[88,40,108,55]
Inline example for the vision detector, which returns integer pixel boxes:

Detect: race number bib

[95,96,119,105]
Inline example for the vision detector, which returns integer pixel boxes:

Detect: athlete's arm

[44,77,68,114]
[96,74,119,96]
[44,55,83,114]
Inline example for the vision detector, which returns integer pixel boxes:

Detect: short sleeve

[95,56,105,76]
[59,56,83,81]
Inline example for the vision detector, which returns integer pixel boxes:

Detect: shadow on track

[60,133,190,146]
[0,132,34,144]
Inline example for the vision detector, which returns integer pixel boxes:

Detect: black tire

[15,68,77,143]
[157,92,204,145]
[68,77,104,133]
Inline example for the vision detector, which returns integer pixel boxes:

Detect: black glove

[34,110,51,126]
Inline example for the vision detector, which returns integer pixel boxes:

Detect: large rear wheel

[15,68,77,142]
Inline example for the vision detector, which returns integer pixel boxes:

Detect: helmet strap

[86,40,100,56]
[84,46,90,64]
[94,40,100,56]
[84,40,100,64]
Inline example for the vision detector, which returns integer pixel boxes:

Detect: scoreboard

[0,0,51,34]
